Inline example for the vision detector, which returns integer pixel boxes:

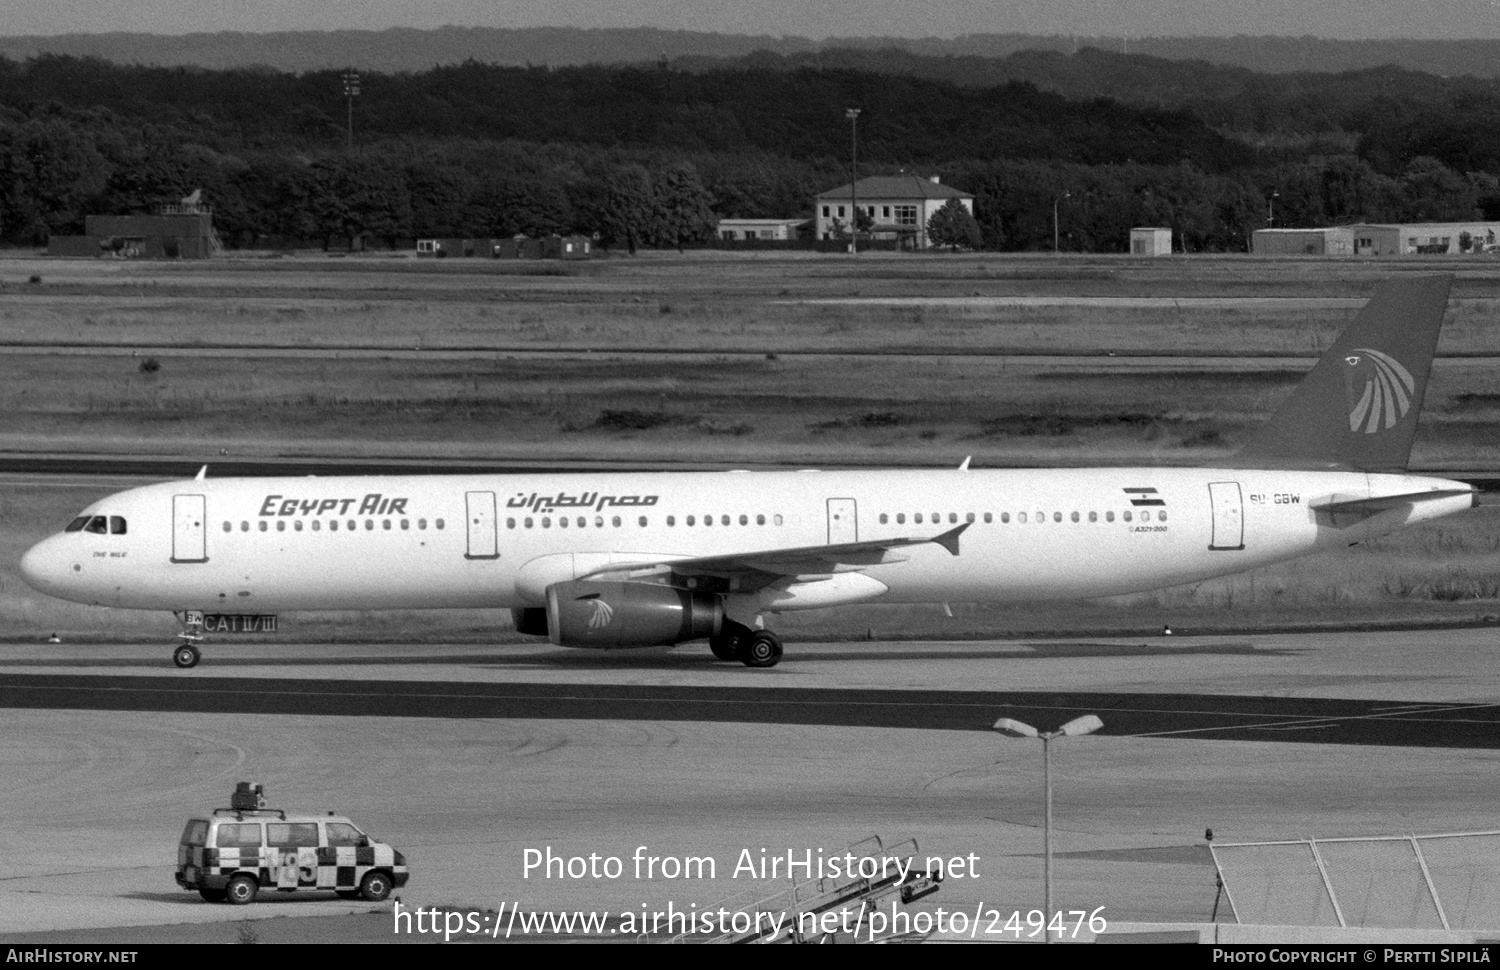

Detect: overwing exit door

[827,498,857,544]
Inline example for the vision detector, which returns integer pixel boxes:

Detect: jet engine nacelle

[545,581,722,649]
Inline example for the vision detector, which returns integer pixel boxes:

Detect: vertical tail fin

[1231,275,1451,472]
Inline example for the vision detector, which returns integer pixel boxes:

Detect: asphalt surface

[3,674,1497,749]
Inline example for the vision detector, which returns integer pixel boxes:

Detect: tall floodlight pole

[1053,191,1071,253]
[342,71,361,150]
[846,108,861,256]
[1267,189,1279,227]
[993,714,1103,943]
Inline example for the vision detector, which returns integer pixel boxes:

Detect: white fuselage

[19,467,1475,618]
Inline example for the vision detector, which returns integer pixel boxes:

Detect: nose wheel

[173,611,206,668]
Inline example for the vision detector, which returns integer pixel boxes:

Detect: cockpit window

[65,516,90,532]
[109,516,127,535]
[83,516,108,534]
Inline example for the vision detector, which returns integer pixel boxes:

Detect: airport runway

[2,631,1497,941]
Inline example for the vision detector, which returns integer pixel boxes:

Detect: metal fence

[1211,831,1500,930]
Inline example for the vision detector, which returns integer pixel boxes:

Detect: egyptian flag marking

[1124,487,1166,507]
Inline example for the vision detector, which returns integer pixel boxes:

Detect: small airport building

[717,218,807,241]
[48,205,222,259]
[1253,222,1500,256]
[1129,228,1173,256]
[815,175,974,249]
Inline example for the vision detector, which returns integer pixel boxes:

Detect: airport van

[176,803,410,905]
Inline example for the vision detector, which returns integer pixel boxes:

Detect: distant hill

[8,26,1500,77]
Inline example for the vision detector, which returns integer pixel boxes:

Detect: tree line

[1,54,1498,252]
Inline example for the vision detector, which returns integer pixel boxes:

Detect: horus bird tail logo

[1345,348,1415,434]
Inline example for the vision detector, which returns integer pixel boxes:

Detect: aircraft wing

[576,523,969,588]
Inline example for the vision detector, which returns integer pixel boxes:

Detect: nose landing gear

[173,612,205,668]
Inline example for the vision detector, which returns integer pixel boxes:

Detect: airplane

[19,275,1477,670]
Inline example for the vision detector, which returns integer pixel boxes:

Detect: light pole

[341,71,361,150]
[1267,189,1279,228]
[1053,191,1071,253]
[993,714,1103,942]
[846,108,861,256]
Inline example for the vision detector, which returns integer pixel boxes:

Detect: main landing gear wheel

[742,631,783,668]
[173,644,201,669]
[709,620,752,661]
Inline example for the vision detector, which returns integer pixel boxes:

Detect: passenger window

[222,522,231,532]
[436,519,445,529]
[638,516,648,527]
[739,514,747,525]
[705,515,714,527]
[879,514,888,524]
[773,515,783,526]
[686,515,695,526]
[331,520,339,531]
[258,521,267,532]
[1070,512,1079,523]
[966,513,975,523]
[915,513,923,524]
[612,516,621,527]
[1089,511,1097,522]
[576,517,585,528]
[1159,511,1168,522]
[1141,510,1151,522]
[325,822,364,847]
[266,822,319,847]
[542,517,551,529]
[1035,511,1044,524]
[295,520,304,531]
[667,516,676,526]
[383,520,392,530]
[312,520,321,531]
[1106,511,1115,522]
[595,516,604,528]
[215,823,263,848]
[524,518,533,529]
[276,520,285,532]
[1054,512,1062,523]
[983,513,992,523]
[1124,511,1133,522]
[559,516,569,528]
[1000,512,1009,523]
[1018,513,1027,523]
[505,518,514,529]
[949,513,958,524]
[757,515,765,525]
[240,521,249,532]
[896,513,905,524]
[722,515,731,526]
[65,516,90,532]
[347,519,356,531]
[109,516,127,534]
[418,519,427,530]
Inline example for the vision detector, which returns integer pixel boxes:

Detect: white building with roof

[815,175,974,249]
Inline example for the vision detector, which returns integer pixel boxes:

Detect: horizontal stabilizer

[1310,487,1475,515]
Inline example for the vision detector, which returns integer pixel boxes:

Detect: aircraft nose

[20,536,74,596]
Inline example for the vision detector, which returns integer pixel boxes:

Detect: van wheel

[359,871,392,902]
[198,887,227,903]
[225,874,258,905]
